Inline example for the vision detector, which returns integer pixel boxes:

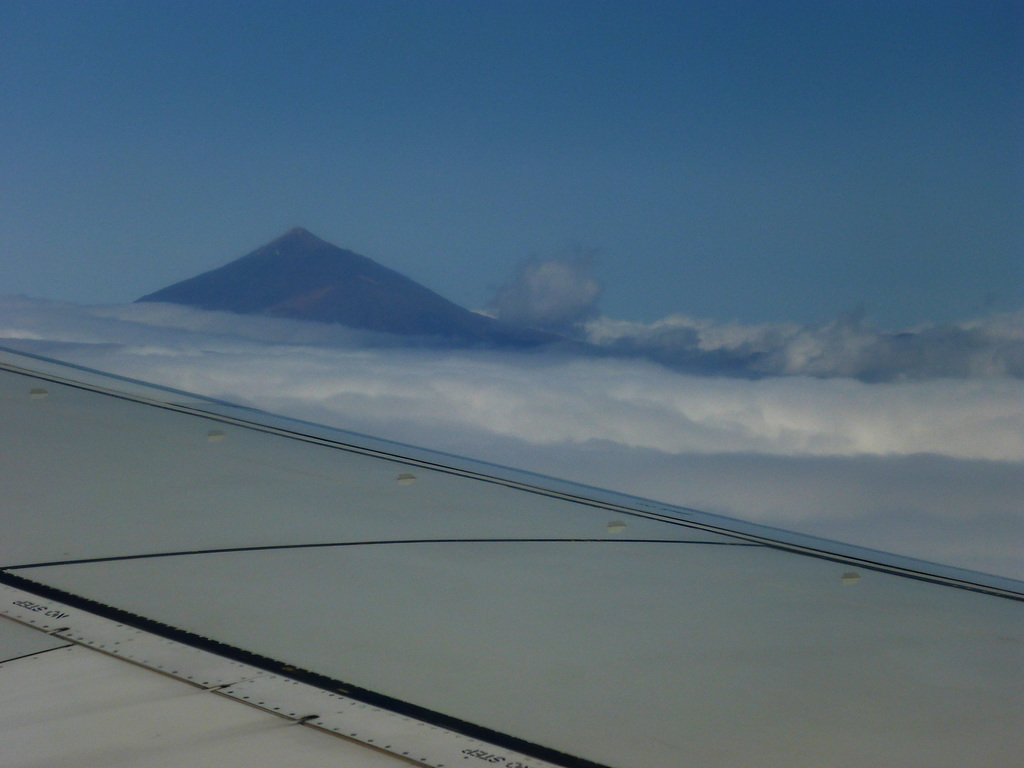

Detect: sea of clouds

[584,310,1024,381]
[2,293,1022,579]
[487,252,1024,381]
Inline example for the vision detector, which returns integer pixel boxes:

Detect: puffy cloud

[2,295,1021,578]
[487,252,602,333]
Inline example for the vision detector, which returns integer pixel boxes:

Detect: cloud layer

[2,295,1021,578]
[5,296,1022,461]
[585,309,1024,381]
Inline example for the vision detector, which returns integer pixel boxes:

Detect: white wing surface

[1,346,1021,768]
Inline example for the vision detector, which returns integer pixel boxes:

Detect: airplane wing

[1,345,1021,768]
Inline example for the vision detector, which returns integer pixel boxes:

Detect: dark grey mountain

[137,228,556,346]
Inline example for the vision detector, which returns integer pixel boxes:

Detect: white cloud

[487,253,602,332]
[4,298,1021,463]
[2,295,1021,578]
[585,308,1024,380]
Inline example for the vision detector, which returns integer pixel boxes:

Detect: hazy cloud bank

[585,309,1024,381]
[2,295,1021,578]
[4,296,1022,462]
[484,255,1024,382]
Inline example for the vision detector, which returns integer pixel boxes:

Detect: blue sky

[2,1,1020,326]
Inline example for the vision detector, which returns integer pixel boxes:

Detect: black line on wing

[0,643,76,665]
[0,569,612,768]
[4,356,1022,602]
[3,538,761,571]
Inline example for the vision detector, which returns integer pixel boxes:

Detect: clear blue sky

[2,1,1020,326]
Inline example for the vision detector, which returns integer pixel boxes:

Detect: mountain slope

[137,228,554,346]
